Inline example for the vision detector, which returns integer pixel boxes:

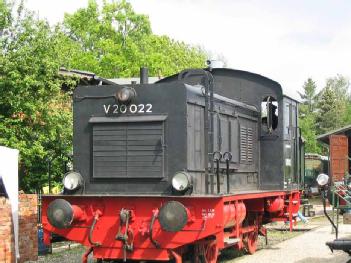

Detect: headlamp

[47,199,85,228]
[63,171,83,191]
[316,173,329,187]
[116,87,136,103]
[172,172,191,192]
[158,201,188,232]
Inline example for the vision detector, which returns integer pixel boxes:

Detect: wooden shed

[317,124,351,183]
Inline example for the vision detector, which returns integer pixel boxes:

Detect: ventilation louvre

[92,122,164,178]
[240,126,254,164]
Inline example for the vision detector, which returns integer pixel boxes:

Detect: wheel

[203,240,219,263]
[245,231,258,254]
[194,240,219,263]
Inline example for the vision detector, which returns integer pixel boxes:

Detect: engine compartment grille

[92,121,164,178]
[240,126,254,164]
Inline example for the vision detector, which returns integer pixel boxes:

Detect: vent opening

[92,121,165,178]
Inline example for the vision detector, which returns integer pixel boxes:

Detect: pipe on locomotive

[140,67,149,84]
[207,67,215,194]
[178,69,214,194]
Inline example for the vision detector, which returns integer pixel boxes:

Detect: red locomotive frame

[42,190,300,263]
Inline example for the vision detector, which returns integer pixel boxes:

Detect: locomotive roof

[185,84,258,112]
[160,68,303,104]
[157,68,282,89]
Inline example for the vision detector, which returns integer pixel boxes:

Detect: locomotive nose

[47,199,84,228]
[158,201,189,232]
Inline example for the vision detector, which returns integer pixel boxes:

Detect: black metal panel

[73,83,187,194]
[157,68,291,191]
[187,103,205,171]
[186,83,259,194]
[92,121,164,178]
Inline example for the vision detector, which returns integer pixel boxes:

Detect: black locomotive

[42,67,303,263]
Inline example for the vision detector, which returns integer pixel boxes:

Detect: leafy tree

[299,75,351,154]
[324,74,350,101]
[315,75,350,134]
[298,78,317,113]
[324,75,350,124]
[0,1,78,192]
[63,0,206,78]
[345,103,351,124]
[315,87,343,134]
[0,0,11,30]
[0,0,207,192]
[298,78,320,153]
[299,113,320,153]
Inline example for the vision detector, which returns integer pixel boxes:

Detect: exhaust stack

[140,67,149,84]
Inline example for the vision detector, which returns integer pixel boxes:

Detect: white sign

[0,146,20,261]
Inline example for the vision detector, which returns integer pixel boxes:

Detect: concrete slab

[231,224,351,263]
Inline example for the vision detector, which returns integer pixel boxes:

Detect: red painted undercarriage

[42,191,300,263]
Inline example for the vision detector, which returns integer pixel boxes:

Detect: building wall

[0,194,38,263]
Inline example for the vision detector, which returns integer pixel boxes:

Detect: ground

[229,219,351,263]
[29,207,351,263]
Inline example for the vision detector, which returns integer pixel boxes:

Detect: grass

[31,228,305,263]
[32,220,322,263]
[28,245,88,263]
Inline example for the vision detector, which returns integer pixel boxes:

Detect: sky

[25,0,351,99]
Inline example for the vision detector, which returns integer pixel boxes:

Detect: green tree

[0,0,11,30]
[0,0,207,192]
[0,1,78,192]
[315,75,350,134]
[315,87,342,134]
[299,113,320,153]
[298,78,320,153]
[345,103,351,124]
[325,74,350,101]
[324,75,350,125]
[63,0,206,78]
[298,78,317,113]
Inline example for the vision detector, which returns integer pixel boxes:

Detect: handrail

[88,211,102,247]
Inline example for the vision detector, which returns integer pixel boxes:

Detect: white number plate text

[103,104,153,114]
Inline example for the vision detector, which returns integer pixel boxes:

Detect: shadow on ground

[295,254,351,263]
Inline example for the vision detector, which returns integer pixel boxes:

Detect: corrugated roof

[59,67,116,85]
[317,123,351,144]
